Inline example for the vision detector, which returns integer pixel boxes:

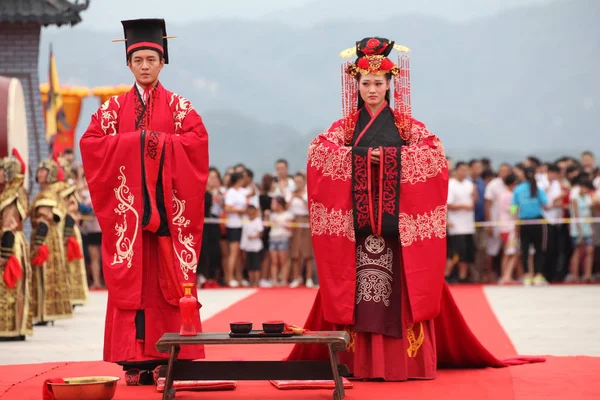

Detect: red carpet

[1,286,599,400]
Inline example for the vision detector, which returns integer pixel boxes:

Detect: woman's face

[293,175,305,190]
[271,198,281,211]
[207,170,221,190]
[223,173,231,187]
[359,74,390,110]
[514,167,525,181]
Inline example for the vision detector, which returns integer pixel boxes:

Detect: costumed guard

[30,158,72,326]
[0,149,33,341]
[56,157,88,307]
[286,37,544,380]
[80,19,209,385]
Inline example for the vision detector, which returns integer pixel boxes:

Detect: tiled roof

[0,0,90,26]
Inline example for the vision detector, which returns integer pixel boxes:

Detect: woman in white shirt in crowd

[269,196,293,286]
[242,168,260,208]
[224,172,248,287]
[445,162,477,283]
[240,205,264,287]
[198,167,224,287]
[272,159,296,198]
[569,179,600,283]
[496,173,520,284]
[286,172,316,288]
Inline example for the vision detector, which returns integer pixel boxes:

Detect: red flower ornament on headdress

[361,38,387,55]
[346,37,401,76]
[367,39,379,48]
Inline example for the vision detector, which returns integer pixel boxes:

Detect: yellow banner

[92,85,132,104]
[40,84,91,154]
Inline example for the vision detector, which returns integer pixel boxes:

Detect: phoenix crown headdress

[339,37,412,118]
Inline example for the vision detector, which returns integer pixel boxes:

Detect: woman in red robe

[80,19,208,385]
[286,37,543,381]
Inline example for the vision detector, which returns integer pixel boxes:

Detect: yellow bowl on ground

[48,376,120,400]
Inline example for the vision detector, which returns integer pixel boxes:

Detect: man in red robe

[286,37,543,380]
[80,18,208,384]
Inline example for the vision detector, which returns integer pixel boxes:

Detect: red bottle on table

[179,283,197,336]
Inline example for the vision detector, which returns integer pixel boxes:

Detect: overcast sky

[59,0,313,30]
[51,0,557,32]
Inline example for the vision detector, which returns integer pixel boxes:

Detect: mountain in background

[40,0,598,175]
[264,0,555,25]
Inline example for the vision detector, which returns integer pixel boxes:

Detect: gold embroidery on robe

[345,327,356,352]
[406,322,424,358]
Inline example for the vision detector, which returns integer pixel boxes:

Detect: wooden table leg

[327,344,345,400]
[162,345,180,400]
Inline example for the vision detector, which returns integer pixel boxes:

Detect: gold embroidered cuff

[0,247,12,258]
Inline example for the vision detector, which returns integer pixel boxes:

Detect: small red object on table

[179,283,197,336]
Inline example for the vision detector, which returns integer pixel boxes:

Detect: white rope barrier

[78,215,600,229]
[203,217,600,229]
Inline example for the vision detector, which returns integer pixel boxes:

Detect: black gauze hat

[121,18,169,64]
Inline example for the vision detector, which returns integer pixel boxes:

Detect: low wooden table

[155,331,350,400]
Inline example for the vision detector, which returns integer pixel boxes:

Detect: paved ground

[1,286,599,365]
[484,285,600,356]
[0,289,256,365]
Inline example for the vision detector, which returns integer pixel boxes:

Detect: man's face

[37,168,48,184]
[275,162,288,178]
[455,165,468,180]
[63,153,74,163]
[470,161,482,178]
[498,165,511,179]
[128,49,164,87]
[582,154,595,169]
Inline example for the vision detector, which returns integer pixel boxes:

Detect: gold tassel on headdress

[394,51,412,118]
[341,61,358,119]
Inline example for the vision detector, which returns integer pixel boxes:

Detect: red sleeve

[399,119,449,322]
[80,97,145,310]
[163,101,209,288]
[307,121,357,326]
